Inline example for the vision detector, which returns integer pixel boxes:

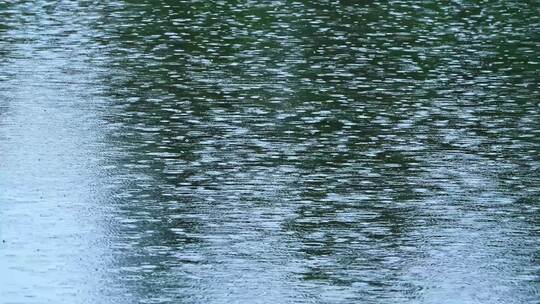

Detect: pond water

[0,1,538,303]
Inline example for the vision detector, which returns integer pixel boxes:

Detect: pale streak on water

[0,1,538,304]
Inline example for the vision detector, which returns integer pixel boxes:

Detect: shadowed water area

[0,0,539,303]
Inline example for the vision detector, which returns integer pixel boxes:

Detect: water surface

[0,1,538,303]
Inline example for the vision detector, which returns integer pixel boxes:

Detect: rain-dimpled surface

[0,1,538,303]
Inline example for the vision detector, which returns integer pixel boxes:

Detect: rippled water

[0,1,538,303]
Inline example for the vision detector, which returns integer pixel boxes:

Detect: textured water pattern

[0,1,539,303]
